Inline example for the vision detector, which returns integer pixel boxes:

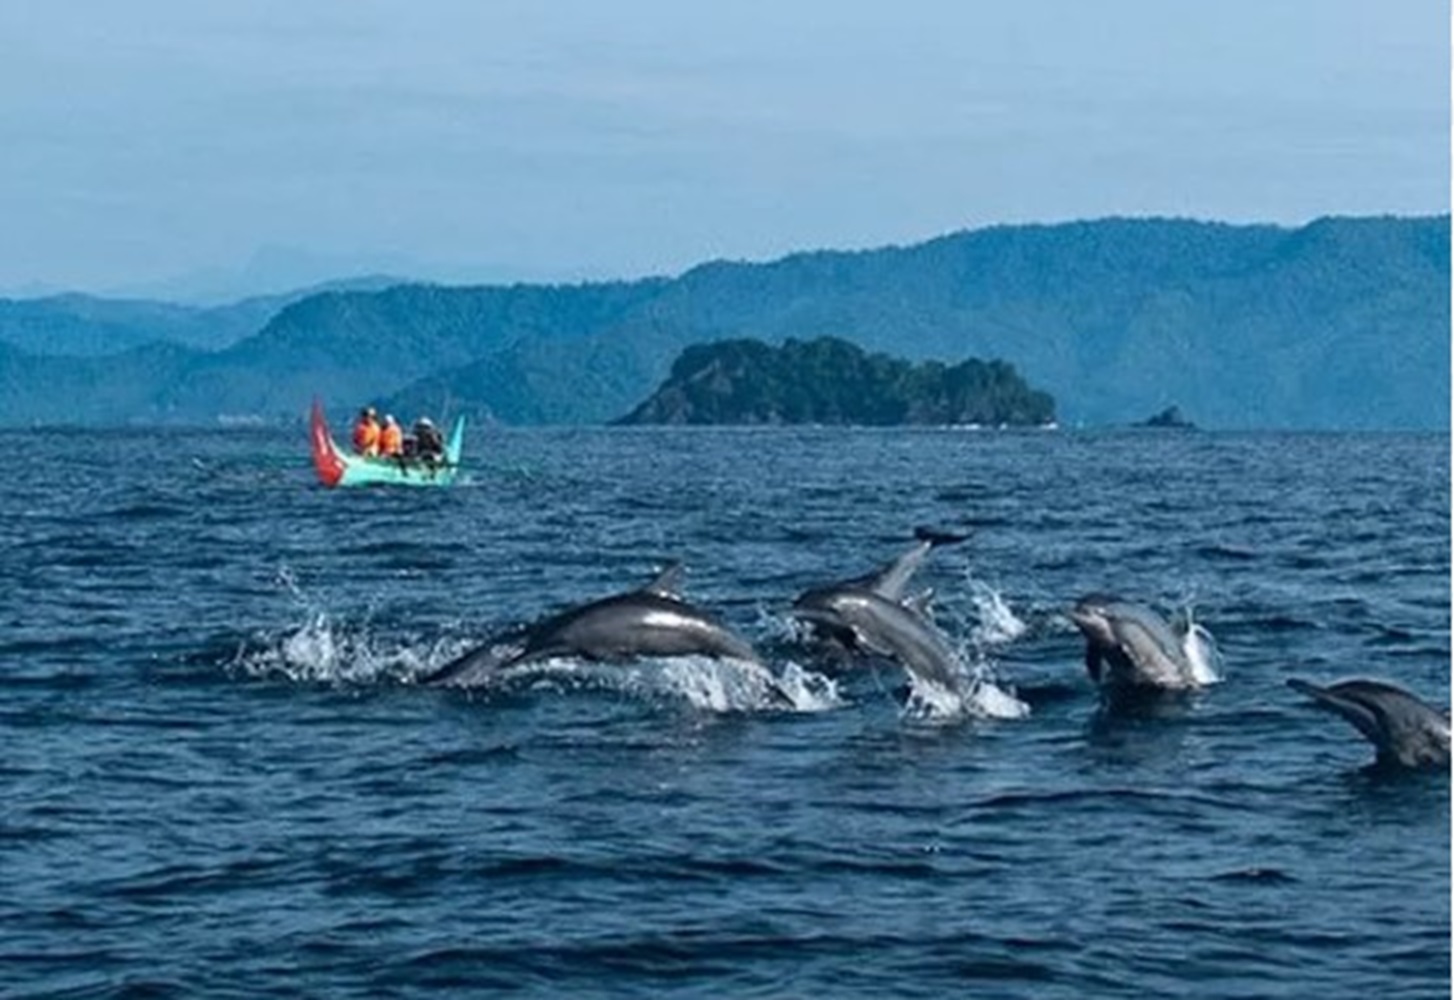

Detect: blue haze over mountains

[0,215,1446,430]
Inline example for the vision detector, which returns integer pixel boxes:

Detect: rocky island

[614,336,1056,426]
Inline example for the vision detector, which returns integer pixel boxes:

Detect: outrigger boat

[309,399,466,488]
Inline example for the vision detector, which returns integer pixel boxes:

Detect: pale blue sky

[1,0,1448,298]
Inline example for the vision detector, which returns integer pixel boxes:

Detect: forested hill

[0,215,1446,429]
[616,337,1055,426]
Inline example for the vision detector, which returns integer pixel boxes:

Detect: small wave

[1242,611,1326,634]
[970,786,1242,813]
[420,744,521,766]
[1195,542,1259,562]
[105,502,190,521]
[1209,867,1299,885]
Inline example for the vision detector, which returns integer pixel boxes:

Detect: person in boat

[351,406,381,457]
[413,416,445,465]
[377,414,404,458]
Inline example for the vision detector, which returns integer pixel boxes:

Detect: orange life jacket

[352,416,380,456]
[378,422,403,457]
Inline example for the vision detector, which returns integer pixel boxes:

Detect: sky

[0,0,1448,299]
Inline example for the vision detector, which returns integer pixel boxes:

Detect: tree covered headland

[615,336,1056,426]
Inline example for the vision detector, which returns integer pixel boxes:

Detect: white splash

[230,612,451,685]
[657,656,811,713]
[967,579,1028,646]
[753,603,814,645]
[771,660,844,712]
[900,670,1031,724]
[898,635,1031,724]
[1183,619,1223,686]
[491,654,840,713]
[969,677,1034,719]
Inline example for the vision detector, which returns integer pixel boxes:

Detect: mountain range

[0,215,1446,430]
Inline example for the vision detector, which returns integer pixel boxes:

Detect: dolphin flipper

[793,608,864,652]
[1084,643,1104,683]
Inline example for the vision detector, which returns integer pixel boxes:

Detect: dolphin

[1287,677,1450,770]
[790,528,971,691]
[1067,594,1206,691]
[422,563,763,688]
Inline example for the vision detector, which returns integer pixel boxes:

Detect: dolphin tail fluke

[914,526,971,547]
[866,529,969,601]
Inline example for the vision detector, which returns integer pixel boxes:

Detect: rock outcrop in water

[613,336,1056,426]
[1135,405,1196,429]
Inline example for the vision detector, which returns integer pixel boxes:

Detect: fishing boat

[309,399,466,488]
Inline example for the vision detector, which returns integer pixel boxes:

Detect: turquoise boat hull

[310,400,466,488]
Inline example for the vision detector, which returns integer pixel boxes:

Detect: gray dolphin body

[423,564,761,687]
[791,529,968,691]
[1067,594,1204,691]
[1288,677,1450,770]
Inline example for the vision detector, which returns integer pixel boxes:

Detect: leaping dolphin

[1067,594,1208,691]
[1287,677,1450,770]
[422,563,763,688]
[790,528,971,692]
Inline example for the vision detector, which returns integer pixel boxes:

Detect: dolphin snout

[1066,606,1103,631]
[1066,605,1116,647]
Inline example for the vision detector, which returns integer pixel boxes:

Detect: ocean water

[3,425,1449,999]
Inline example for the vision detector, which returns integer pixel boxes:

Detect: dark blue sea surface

[4,426,1449,998]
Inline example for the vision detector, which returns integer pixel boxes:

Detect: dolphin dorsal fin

[641,561,686,599]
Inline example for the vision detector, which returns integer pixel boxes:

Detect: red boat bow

[309,399,346,488]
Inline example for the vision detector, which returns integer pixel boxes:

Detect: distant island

[614,336,1056,426]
